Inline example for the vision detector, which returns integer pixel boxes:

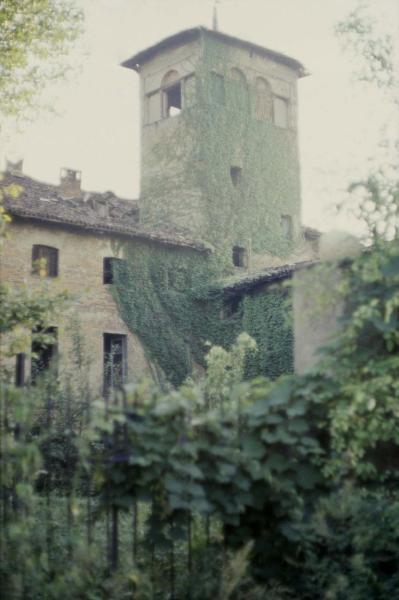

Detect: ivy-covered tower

[122,27,307,268]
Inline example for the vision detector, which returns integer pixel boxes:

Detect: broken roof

[121,26,307,77]
[210,260,318,296]
[1,172,210,253]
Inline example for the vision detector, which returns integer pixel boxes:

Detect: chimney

[6,158,23,175]
[59,168,81,198]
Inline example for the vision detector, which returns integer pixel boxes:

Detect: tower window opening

[232,245,247,268]
[281,215,293,240]
[165,83,182,117]
[230,166,242,187]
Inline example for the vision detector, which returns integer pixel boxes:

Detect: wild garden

[1,1,398,598]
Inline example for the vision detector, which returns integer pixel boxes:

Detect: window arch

[255,77,272,121]
[161,70,182,117]
[162,70,179,88]
[230,67,248,107]
[230,67,246,84]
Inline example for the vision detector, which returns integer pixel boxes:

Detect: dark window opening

[15,353,26,387]
[281,215,293,240]
[103,257,123,285]
[230,166,242,187]
[165,83,182,117]
[232,245,247,268]
[222,295,242,319]
[103,333,127,396]
[32,245,58,277]
[31,327,57,383]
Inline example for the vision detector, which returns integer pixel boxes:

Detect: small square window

[230,166,242,187]
[164,82,182,117]
[103,257,123,285]
[232,246,247,268]
[32,245,58,277]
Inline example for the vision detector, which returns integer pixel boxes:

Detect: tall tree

[0,0,83,119]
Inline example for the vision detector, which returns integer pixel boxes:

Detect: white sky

[1,0,398,234]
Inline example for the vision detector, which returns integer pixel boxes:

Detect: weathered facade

[1,27,320,392]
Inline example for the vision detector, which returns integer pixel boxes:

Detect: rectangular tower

[122,27,307,267]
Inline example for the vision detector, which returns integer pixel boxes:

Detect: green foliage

[243,285,293,380]
[112,241,293,386]
[0,0,83,119]
[141,32,301,261]
[298,486,399,599]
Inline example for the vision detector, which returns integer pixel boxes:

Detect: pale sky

[1,0,398,234]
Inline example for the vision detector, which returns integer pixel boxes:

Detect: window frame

[31,327,58,384]
[232,245,247,268]
[103,333,127,397]
[32,245,59,278]
[103,257,123,285]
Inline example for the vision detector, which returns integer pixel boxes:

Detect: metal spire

[212,1,219,31]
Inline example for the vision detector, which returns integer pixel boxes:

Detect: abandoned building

[0,27,321,394]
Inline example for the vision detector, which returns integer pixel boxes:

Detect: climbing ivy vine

[114,32,299,385]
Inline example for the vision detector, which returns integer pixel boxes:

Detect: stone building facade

[1,27,320,393]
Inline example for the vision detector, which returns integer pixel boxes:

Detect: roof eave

[121,26,306,77]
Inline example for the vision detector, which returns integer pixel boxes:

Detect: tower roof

[121,26,307,77]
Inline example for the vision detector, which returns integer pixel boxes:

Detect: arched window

[162,70,182,117]
[230,67,248,108]
[255,77,272,121]
[230,67,246,84]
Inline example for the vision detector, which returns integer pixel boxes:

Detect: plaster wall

[293,265,344,374]
[0,220,151,393]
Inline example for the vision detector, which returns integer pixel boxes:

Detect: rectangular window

[31,327,57,383]
[230,166,242,187]
[222,295,242,319]
[15,353,26,387]
[232,246,247,268]
[103,257,123,285]
[273,96,289,128]
[164,83,182,117]
[103,333,127,396]
[281,215,293,240]
[32,245,59,277]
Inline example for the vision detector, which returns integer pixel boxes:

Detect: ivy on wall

[141,31,301,269]
[113,33,298,385]
[112,241,293,386]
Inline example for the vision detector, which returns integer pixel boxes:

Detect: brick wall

[0,219,151,394]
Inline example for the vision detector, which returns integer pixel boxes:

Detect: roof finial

[212,0,219,31]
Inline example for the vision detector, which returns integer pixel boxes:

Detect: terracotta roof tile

[1,172,210,253]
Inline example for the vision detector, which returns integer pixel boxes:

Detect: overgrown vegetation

[2,1,399,598]
[0,0,83,120]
